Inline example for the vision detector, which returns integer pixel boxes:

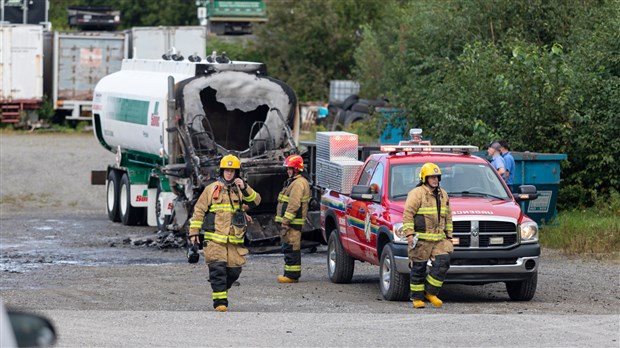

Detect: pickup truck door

[344,159,376,254]
[346,161,384,262]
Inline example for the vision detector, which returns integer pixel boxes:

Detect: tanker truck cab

[320,130,541,301]
[91,54,308,244]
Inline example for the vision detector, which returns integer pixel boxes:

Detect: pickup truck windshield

[389,162,511,201]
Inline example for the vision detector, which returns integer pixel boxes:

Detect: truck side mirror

[350,185,380,203]
[514,184,539,202]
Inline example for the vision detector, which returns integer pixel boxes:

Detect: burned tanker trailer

[92,54,319,244]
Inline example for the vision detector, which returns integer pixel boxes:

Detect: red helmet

[283,155,304,172]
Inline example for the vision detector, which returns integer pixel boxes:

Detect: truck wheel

[327,231,354,283]
[119,173,145,226]
[155,185,172,232]
[106,171,121,222]
[506,271,537,301]
[379,244,410,301]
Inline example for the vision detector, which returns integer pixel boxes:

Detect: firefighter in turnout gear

[188,154,261,312]
[275,155,310,283]
[402,162,453,309]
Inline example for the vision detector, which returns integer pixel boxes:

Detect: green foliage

[254,0,387,100]
[542,189,620,255]
[353,0,620,208]
[206,37,264,63]
[37,96,55,121]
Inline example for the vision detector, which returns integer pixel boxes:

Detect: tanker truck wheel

[119,173,146,226]
[106,170,121,222]
[155,185,173,232]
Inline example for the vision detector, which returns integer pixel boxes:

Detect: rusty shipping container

[53,31,127,121]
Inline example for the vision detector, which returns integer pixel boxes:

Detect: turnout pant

[408,239,452,301]
[204,241,248,308]
[281,226,302,279]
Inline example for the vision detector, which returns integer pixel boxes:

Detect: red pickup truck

[318,132,540,301]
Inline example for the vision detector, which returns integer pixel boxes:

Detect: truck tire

[327,231,354,283]
[506,271,537,301]
[155,185,172,232]
[106,170,121,222]
[119,173,145,226]
[379,244,410,301]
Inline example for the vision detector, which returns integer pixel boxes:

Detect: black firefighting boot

[209,262,228,311]
[279,244,300,283]
[424,254,449,308]
[410,261,427,309]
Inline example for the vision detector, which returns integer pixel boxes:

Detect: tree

[253,0,386,100]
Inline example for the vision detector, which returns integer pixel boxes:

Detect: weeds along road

[1,133,619,347]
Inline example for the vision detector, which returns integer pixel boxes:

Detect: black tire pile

[325,95,389,131]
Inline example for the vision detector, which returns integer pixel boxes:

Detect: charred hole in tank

[199,87,269,151]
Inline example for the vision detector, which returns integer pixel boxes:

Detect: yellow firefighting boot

[424,294,443,307]
[277,275,299,283]
[214,305,228,312]
[412,300,426,309]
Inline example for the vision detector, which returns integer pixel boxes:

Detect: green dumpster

[512,152,567,225]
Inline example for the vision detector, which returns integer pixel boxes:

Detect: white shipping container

[126,26,207,59]
[0,24,44,102]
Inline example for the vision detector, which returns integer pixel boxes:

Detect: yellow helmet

[220,154,241,169]
[419,162,441,183]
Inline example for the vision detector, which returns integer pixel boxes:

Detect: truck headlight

[519,221,539,243]
[392,222,408,244]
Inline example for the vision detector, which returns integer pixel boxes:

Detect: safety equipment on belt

[232,209,247,228]
[229,184,248,240]
[283,155,304,172]
[186,242,200,264]
[220,154,241,169]
[419,162,442,183]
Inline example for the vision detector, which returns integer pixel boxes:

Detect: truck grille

[453,220,517,248]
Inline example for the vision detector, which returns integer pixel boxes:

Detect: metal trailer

[125,26,207,60]
[52,31,127,122]
[0,24,44,124]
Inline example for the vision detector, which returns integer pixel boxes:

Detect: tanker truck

[91,53,321,244]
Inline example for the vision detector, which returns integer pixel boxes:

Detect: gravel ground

[1,132,619,347]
